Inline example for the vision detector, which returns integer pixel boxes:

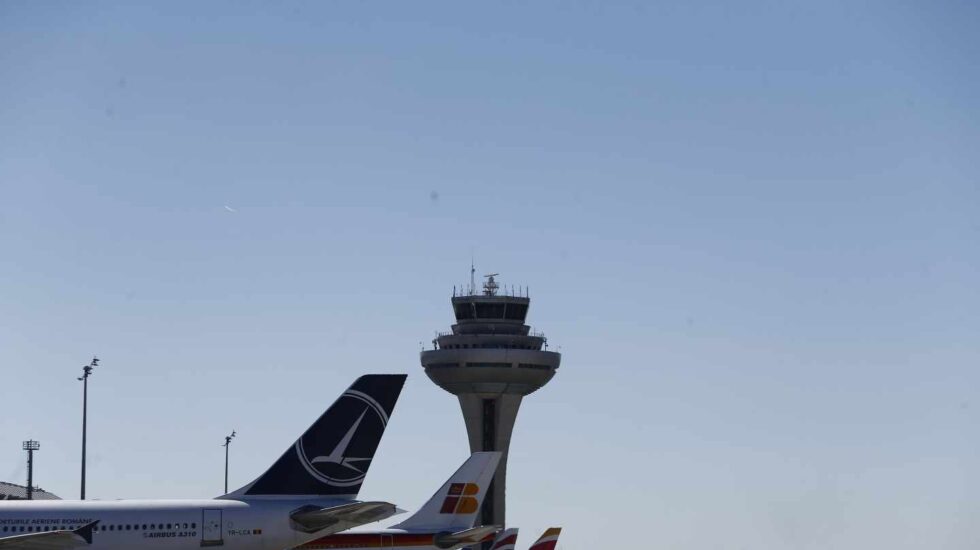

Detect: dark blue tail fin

[225,374,407,499]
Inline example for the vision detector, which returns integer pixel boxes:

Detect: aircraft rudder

[528,528,561,550]
[489,527,519,550]
[391,451,502,531]
[227,374,407,498]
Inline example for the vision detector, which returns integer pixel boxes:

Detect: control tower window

[454,303,474,320]
[475,303,506,319]
[505,303,528,320]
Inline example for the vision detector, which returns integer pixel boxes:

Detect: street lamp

[78,355,98,500]
[22,440,40,500]
[222,431,236,494]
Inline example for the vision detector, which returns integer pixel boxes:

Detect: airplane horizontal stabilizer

[0,521,99,549]
[433,525,502,549]
[289,501,398,534]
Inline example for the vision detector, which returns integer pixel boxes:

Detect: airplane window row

[93,522,196,532]
[1,522,196,533]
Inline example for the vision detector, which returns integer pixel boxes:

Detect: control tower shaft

[420,274,561,528]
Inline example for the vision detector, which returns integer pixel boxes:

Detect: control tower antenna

[483,273,499,296]
[470,258,476,295]
[421,272,561,533]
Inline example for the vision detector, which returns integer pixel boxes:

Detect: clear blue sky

[2,2,978,548]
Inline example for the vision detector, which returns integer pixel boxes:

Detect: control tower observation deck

[420,273,561,528]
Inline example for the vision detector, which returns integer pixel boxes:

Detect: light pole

[222,431,236,494]
[78,356,98,500]
[22,440,40,500]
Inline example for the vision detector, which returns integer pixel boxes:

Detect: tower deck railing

[436,329,546,338]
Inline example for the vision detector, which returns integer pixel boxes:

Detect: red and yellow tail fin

[528,528,561,550]
[389,452,502,532]
[489,527,519,550]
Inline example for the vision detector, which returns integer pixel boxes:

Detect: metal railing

[435,329,546,338]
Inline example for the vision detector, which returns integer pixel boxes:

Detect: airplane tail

[489,527,519,550]
[389,452,502,532]
[528,528,561,550]
[224,374,407,499]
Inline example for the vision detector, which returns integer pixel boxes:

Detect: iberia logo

[439,483,480,514]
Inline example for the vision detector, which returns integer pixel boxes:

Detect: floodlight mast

[22,440,40,500]
[78,356,98,500]
[223,431,236,494]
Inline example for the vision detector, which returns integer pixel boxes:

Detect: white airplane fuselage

[0,497,345,550]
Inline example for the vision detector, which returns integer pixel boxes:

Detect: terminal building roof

[0,481,61,500]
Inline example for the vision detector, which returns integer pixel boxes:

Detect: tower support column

[458,393,525,527]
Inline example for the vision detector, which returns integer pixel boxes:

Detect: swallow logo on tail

[236,375,406,497]
[296,389,390,487]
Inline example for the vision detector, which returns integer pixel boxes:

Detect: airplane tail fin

[389,452,502,532]
[528,528,561,550]
[224,374,407,499]
[489,527,519,550]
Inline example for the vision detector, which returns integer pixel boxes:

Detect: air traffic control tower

[420,271,561,529]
